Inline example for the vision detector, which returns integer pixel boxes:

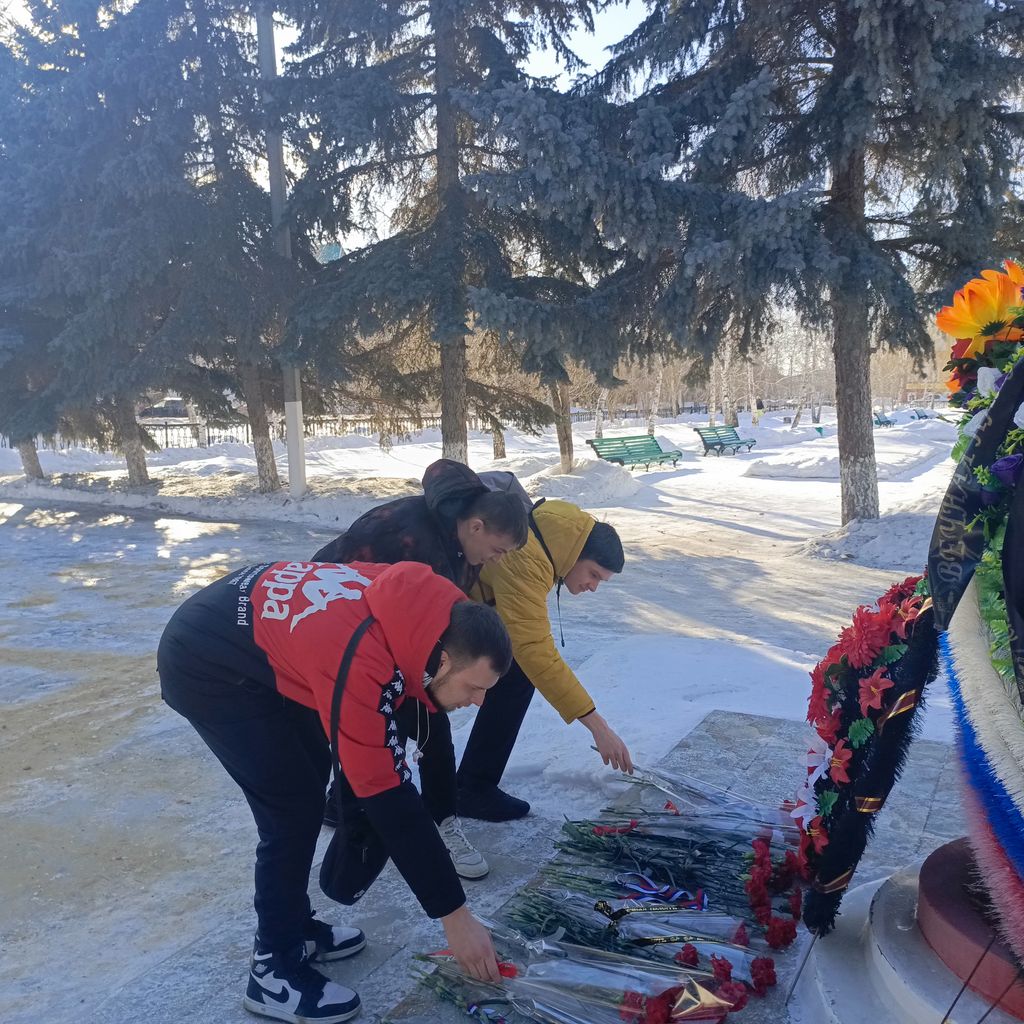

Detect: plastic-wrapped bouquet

[416,926,741,1023]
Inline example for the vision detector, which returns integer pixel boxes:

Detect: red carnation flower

[674,943,699,968]
[716,980,749,1012]
[754,901,773,925]
[789,888,803,921]
[664,800,680,815]
[858,667,894,717]
[880,574,923,606]
[766,915,798,949]
[593,819,639,837]
[807,662,830,724]
[710,954,733,983]
[731,922,750,947]
[619,990,646,1021]
[497,961,518,978]
[829,738,853,785]
[751,956,778,995]
[751,837,771,862]
[814,705,843,746]
[841,605,893,668]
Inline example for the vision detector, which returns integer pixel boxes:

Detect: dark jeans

[158,640,331,953]
[456,659,535,790]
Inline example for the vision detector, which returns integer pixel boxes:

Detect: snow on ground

[0,405,961,1024]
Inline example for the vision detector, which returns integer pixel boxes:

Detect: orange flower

[936,264,1024,355]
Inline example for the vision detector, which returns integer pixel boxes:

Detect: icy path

[0,455,952,1023]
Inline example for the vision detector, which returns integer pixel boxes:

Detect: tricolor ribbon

[614,872,709,910]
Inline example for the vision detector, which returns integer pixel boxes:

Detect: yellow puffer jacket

[473,499,595,723]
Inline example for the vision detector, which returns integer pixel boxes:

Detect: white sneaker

[438,815,490,879]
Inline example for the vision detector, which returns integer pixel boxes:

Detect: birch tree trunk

[16,438,45,480]
[646,356,664,436]
[708,360,719,426]
[747,362,762,426]
[720,346,738,427]
[594,387,608,438]
[112,394,150,487]
[239,360,281,493]
[549,381,574,473]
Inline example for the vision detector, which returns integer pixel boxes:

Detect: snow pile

[799,485,950,571]
[524,457,642,504]
[744,421,956,481]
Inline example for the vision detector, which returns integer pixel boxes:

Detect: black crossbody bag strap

[528,498,558,580]
[327,615,376,832]
[527,498,566,648]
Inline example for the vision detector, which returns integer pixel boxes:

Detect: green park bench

[874,412,896,427]
[586,434,683,470]
[693,425,758,456]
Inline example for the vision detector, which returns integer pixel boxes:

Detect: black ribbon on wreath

[802,606,940,936]
[928,358,1024,634]
[1000,463,1024,703]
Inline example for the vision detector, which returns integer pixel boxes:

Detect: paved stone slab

[385,710,963,1024]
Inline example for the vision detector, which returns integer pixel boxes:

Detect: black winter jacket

[311,459,489,594]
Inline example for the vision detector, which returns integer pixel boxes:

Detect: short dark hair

[439,601,513,676]
[578,521,624,573]
[460,490,529,548]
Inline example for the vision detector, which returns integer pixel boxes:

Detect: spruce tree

[468,0,1024,521]
[277,0,610,462]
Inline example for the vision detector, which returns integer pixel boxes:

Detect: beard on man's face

[426,672,455,714]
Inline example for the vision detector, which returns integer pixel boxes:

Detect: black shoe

[304,915,366,962]
[243,939,360,1023]
[457,783,530,822]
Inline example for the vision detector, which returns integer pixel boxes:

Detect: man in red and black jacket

[158,560,510,1024]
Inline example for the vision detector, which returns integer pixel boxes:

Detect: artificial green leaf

[848,718,875,749]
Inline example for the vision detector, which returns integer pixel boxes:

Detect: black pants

[158,640,331,953]
[456,659,535,789]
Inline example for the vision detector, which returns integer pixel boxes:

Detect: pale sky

[1,0,644,77]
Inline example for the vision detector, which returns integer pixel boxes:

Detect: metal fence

[1,405,703,454]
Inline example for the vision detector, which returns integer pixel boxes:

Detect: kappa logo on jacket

[258,562,371,630]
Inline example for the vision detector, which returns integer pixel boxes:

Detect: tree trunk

[239,360,281,493]
[646,355,664,435]
[594,387,608,438]
[790,388,806,430]
[186,401,206,447]
[549,381,573,473]
[491,423,506,460]
[432,0,468,464]
[16,438,45,480]
[747,362,762,426]
[708,360,718,426]
[720,346,738,427]
[111,394,150,487]
[829,12,879,523]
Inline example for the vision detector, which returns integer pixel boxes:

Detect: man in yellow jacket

[458,499,633,822]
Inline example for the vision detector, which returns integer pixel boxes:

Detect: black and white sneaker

[304,916,366,962]
[243,941,361,1023]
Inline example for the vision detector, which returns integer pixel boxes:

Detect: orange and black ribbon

[855,795,885,814]
[813,868,854,895]
[877,688,919,733]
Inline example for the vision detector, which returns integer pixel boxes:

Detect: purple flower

[992,454,1024,488]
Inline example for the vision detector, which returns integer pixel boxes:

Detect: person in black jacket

[312,459,528,595]
[312,459,528,880]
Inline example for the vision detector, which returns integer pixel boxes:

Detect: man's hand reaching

[441,905,501,984]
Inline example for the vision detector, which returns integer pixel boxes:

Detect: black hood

[422,459,487,530]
